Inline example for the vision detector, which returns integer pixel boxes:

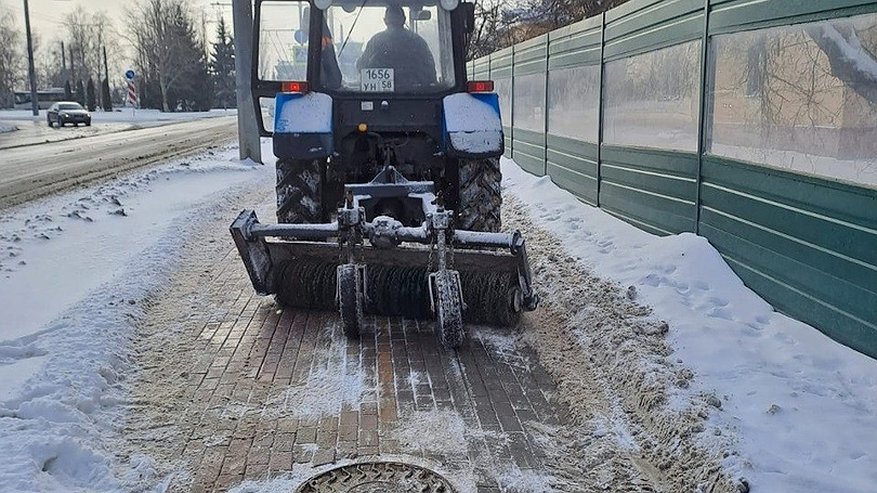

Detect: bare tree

[0,1,24,108]
[63,7,114,85]
[467,0,634,59]
[35,39,66,89]
[468,0,513,59]
[130,0,212,111]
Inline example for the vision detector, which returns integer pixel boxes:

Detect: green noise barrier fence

[467,0,877,358]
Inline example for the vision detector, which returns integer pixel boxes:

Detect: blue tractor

[231,0,537,348]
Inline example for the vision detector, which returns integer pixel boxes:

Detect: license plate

[361,68,394,92]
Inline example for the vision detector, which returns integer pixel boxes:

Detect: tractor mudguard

[273,92,334,160]
[442,92,504,159]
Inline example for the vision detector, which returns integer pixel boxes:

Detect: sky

[3,0,233,86]
[6,0,234,43]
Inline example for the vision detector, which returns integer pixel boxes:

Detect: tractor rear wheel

[457,157,502,232]
[276,158,324,224]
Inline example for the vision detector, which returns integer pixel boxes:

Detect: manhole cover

[296,461,456,493]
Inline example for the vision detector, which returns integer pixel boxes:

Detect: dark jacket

[357,27,437,90]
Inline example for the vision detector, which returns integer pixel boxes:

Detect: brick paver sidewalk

[133,250,578,492]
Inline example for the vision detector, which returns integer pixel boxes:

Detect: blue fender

[442,93,504,159]
[273,92,334,160]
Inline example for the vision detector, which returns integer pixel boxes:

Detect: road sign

[125,69,136,80]
[127,79,138,106]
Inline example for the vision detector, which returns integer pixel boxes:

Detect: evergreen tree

[86,77,97,111]
[209,17,236,109]
[64,80,72,100]
[165,4,213,111]
[75,80,85,105]
[101,78,112,111]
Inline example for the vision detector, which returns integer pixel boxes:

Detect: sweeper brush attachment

[230,167,538,348]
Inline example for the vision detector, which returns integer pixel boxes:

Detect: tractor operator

[356,6,437,90]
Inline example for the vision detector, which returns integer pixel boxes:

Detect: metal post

[510,46,515,158]
[23,0,38,116]
[694,0,712,234]
[596,13,606,207]
[232,0,263,163]
[542,38,549,177]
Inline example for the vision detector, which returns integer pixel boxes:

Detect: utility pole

[23,0,39,116]
[103,46,110,83]
[232,0,262,163]
[61,41,67,80]
[103,46,111,111]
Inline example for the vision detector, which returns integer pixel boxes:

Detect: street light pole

[232,0,262,163]
[23,0,39,116]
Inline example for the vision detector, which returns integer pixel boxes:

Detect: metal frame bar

[694,0,711,234]
[596,12,606,208]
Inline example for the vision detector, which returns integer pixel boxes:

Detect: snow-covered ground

[501,158,877,493]
[0,142,271,492]
[1,141,873,492]
[0,123,17,134]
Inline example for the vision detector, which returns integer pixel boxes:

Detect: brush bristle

[271,259,521,326]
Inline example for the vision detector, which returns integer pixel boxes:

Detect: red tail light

[467,80,494,93]
[281,81,309,93]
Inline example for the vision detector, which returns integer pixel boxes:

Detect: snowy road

[0,116,237,209]
[0,109,238,151]
[0,120,133,150]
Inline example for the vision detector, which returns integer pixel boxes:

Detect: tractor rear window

[256,1,455,94]
[257,1,310,82]
[324,4,455,93]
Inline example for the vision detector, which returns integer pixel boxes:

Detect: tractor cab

[252,0,476,135]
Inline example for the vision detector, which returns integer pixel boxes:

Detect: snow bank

[0,123,17,134]
[0,142,272,492]
[502,158,877,493]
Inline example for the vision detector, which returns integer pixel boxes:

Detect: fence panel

[476,0,877,357]
[545,16,603,205]
[512,34,548,176]
[603,0,704,60]
[599,0,704,234]
[473,56,490,80]
[699,7,877,356]
[709,0,877,33]
[490,47,514,158]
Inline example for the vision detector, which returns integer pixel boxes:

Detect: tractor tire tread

[458,157,502,232]
[276,158,323,224]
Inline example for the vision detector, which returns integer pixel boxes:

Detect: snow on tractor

[230,0,538,348]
